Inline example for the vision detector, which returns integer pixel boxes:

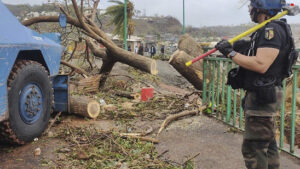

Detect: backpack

[273,19,299,78]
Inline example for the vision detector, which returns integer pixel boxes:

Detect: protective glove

[233,40,251,54]
[215,40,233,57]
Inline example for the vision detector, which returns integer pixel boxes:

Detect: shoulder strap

[271,19,295,51]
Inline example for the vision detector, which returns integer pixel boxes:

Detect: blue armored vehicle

[0,1,67,144]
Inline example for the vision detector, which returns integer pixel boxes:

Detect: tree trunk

[178,34,203,58]
[23,16,158,75]
[99,57,116,89]
[86,39,158,88]
[169,50,204,90]
[86,39,158,75]
[109,47,158,75]
[69,95,100,119]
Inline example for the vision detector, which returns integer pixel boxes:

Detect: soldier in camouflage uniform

[214,0,296,169]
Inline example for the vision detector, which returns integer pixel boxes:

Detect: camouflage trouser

[242,87,282,169]
[242,116,280,169]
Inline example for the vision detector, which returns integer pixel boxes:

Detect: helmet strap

[251,8,260,23]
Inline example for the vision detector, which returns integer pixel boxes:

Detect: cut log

[69,95,100,119]
[178,34,203,58]
[169,50,204,90]
[112,48,158,75]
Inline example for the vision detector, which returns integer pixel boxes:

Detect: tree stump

[77,75,102,93]
[178,34,203,57]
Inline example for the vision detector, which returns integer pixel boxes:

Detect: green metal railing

[202,57,300,158]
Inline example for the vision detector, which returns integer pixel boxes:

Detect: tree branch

[61,60,89,78]
[85,39,107,59]
[91,0,100,21]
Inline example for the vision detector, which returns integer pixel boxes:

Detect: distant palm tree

[104,0,135,39]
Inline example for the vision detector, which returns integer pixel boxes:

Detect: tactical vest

[242,19,295,91]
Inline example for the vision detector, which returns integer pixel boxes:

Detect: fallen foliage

[52,126,175,168]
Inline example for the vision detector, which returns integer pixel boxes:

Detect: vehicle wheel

[0,60,53,144]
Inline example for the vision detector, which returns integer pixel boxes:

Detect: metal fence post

[203,60,207,103]
[212,61,216,112]
[280,79,287,149]
[290,69,297,153]
[226,62,232,123]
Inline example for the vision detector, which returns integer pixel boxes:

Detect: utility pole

[124,0,128,50]
[182,0,186,34]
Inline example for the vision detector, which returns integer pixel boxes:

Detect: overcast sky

[2,0,300,27]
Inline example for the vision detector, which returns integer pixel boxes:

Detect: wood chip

[34,148,41,156]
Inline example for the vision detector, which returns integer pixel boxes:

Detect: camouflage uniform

[242,86,283,169]
[237,16,292,169]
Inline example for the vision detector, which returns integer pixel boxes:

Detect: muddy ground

[0,60,299,169]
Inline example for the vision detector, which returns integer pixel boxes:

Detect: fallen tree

[22,0,157,90]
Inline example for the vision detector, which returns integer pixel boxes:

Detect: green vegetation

[103,0,135,39]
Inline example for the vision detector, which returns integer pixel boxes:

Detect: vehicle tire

[0,60,53,144]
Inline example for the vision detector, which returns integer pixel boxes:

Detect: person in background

[145,46,149,57]
[150,45,156,58]
[134,45,138,53]
[138,43,144,56]
[161,45,165,59]
[128,45,132,52]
